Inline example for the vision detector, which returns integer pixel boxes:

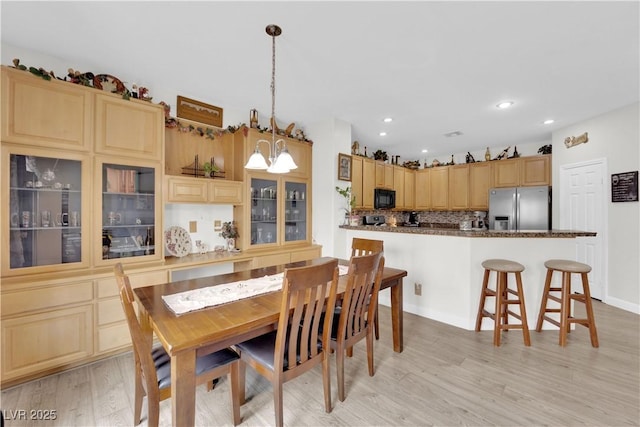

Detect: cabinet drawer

[1,305,93,380]
[290,247,321,263]
[252,253,291,269]
[97,269,168,298]
[1,281,93,317]
[166,177,208,203]
[98,297,125,325]
[98,322,131,353]
[209,180,243,204]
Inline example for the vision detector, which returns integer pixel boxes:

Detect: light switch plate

[214,220,222,231]
[189,221,197,233]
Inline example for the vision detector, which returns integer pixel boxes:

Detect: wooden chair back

[275,259,340,382]
[339,252,385,347]
[351,238,384,257]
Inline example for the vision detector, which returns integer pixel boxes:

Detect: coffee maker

[408,211,419,226]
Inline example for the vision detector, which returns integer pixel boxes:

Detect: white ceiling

[2,1,638,161]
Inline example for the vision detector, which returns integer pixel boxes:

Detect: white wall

[552,102,640,311]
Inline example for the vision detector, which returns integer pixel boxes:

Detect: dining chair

[351,238,384,340]
[113,263,242,427]
[235,258,340,427]
[328,252,385,401]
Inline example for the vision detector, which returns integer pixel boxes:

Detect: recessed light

[543,119,555,125]
[444,130,463,137]
[496,101,514,109]
[383,117,393,123]
[379,132,387,136]
[421,149,428,153]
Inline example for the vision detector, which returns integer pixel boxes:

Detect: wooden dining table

[134,256,407,426]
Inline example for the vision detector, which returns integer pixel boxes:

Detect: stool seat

[482,259,525,273]
[475,258,530,346]
[536,259,598,347]
[544,259,591,273]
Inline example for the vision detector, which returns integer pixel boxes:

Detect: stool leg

[559,272,571,346]
[501,272,509,330]
[475,269,491,331]
[494,271,505,346]
[515,271,531,346]
[536,268,553,331]
[580,272,599,348]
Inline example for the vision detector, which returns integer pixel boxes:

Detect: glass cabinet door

[8,154,83,269]
[101,163,156,259]
[250,177,278,246]
[284,181,307,243]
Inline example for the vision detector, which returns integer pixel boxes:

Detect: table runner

[163,264,350,315]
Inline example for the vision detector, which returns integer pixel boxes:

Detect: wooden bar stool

[536,259,599,347]
[475,259,531,346]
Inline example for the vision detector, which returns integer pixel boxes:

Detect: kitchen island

[339,225,596,331]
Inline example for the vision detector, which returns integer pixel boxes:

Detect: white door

[559,159,607,300]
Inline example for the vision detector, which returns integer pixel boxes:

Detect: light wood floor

[2,300,639,426]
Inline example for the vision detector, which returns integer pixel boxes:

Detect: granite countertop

[339,224,596,238]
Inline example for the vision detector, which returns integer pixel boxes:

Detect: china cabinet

[2,146,91,276]
[232,126,313,251]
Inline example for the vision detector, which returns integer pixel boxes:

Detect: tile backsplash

[354,209,487,226]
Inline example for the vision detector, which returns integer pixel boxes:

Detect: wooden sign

[176,96,223,127]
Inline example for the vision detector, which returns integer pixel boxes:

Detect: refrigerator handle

[515,191,520,230]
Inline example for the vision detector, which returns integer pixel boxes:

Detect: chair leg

[133,360,144,425]
[493,271,504,346]
[322,353,332,413]
[475,268,491,331]
[515,271,531,346]
[273,381,284,427]
[336,342,346,402]
[559,272,571,346]
[536,268,554,331]
[366,327,375,376]
[580,272,600,348]
[229,362,242,426]
[147,396,160,427]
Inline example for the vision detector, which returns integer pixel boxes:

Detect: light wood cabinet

[1,66,93,151]
[362,158,375,209]
[493,155,551,187]
[375,162,394,189]
[469,161,493,210]
[404,169,415,209]
[430,167,449,210]
[165,176,243,205]
[449,164,470,210]
[352,156,363,208]
[520,155,551,186]
[415,169,431,210]
[393,166,405,209]
[94,93,164,161]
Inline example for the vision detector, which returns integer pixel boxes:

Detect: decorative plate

[93,74,127,94]
[165,226,192,257]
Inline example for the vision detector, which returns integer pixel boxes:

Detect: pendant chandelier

[244,24,297,174]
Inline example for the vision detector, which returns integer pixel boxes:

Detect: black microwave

[374,188,396,209]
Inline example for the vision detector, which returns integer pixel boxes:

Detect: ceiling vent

[444,130,464,138]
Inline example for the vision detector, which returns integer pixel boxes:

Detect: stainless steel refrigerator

[488,186,551,230]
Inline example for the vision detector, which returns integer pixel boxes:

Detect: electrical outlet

[414,283,422,296]
[189,221,197,233]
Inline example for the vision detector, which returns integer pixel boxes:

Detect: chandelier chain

[270,30,277,143]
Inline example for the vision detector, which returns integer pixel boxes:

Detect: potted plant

[219,221,239,251]
[335,186,358,225]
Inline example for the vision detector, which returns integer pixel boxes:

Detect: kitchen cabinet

[393,166,405,209]
[1,66,93,151]
[375,162,394,189]
[414,169,431,210]
[352,156,363,208]
[449,164,470,210]
[362,158,375,209]
[404,168,415,209]
[430,167,449,210]
[520,155,550,186]
[165,176,243,205]
[492,155,550,188]
[469,161,492,210]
